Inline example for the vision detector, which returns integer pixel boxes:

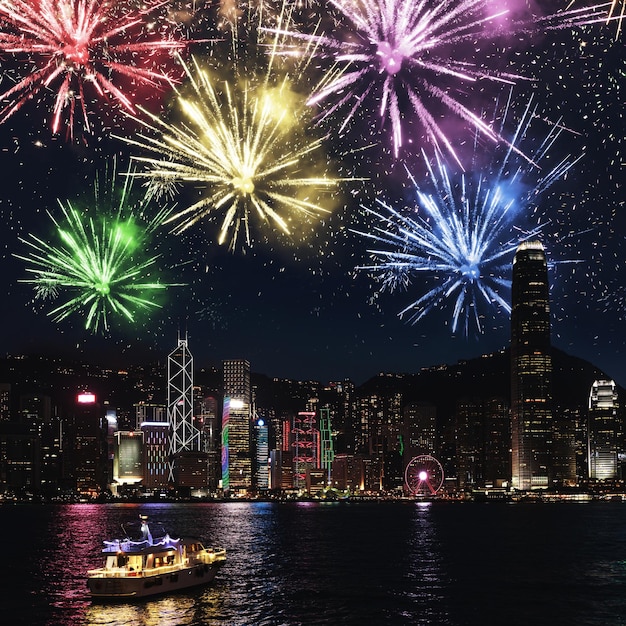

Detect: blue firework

[354,99,582,335]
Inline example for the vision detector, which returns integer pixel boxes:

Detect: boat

[87,516,226,600]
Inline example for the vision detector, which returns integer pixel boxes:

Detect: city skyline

[0,2,623,389]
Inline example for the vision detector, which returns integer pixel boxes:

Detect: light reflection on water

[2,501,626,625]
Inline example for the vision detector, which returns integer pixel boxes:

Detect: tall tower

[167,335,201,483]
[320,407,335,484]
[292,411,317,490]
[254,416,269,491]
[588,379,619,480]
[510,241,553,491]
[222,359,252,492]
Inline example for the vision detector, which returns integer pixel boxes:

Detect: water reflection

[403,502,452,625]
[4,501,626,626]
[85,594,197,626]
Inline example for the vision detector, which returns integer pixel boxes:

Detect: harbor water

[2,501,626,625]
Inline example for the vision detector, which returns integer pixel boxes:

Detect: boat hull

[88,562,222,600]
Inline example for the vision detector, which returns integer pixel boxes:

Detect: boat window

[128,555,143,571]
[117,555,128,567]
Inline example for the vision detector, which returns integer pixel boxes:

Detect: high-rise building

[483,397,511,488]
[510,241,553,491]
[198,395,221,492]
[319,407,334,484]
[135,402,169,491]
[403,401,437,461]
[223,359,252,492]
[19,393,61,495]
[254,417,269,491]
[134,403,166,430]
[292,411,317,490]
[68,392,107,496]
[141,421,170,491]
[455,398,484,489]
[588,379,619,480]
[167,336,201,485]
[113,431,143,487]
[269,449,293,491]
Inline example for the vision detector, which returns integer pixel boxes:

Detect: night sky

[0,1,623,387]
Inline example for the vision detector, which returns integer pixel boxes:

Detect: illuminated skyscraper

[222,360,252,492]
[198,395,220,491]
[320,407,334,484]
[588,379,619,480]
[113,431,143,487]
[292,411,317,489]
[254,417,269,491]
[510,241,553,491]
[168,335,201,484]
[135,403,168,491]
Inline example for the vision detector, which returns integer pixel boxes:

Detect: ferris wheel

[404,455,445,496]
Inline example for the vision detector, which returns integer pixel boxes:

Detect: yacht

[87,516,226,600]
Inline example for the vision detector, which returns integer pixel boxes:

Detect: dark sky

[0,1,623,387]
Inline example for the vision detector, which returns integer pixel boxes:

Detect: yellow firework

[123,54,342,250]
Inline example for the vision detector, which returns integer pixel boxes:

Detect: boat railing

[194,548,227,565]
[87,561,184,578]
[103,534,180,553]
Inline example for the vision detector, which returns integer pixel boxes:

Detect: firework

[353,99,583,335]
[15,171,176,333]
[567,0,625,38]
[122,53,345,251]
[271,0,612,165]
[606,0,625,36]
[0,0,186,137]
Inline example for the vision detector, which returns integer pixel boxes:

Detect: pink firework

[274,0,612,165]
[0,0,186,137]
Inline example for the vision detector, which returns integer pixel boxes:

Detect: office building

[292,411,317,490]
[510,241,553,490]
[223,360,252,492]
[198,395,221,492]
[254,417,269,491]
[403,401,437,460]
[113,430,143,487]
[588,379,619,480]
[167,336,202,485]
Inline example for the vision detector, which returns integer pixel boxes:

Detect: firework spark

[122,53,345,250]
[0,0,186,137]
[568,0,625,38]
[606,0,626,36]
[272,0,612,165]
[353,99,583,335]
[15,172,176,333]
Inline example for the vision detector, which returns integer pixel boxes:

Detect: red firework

[0,0,186,137]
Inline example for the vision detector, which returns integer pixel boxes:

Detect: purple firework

[273,0,611,165]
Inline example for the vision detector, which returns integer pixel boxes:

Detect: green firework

[16,173,175,333]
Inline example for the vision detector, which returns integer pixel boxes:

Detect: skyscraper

[222,359,252,492]
[510,241,553,491]
[135,402,169,491]
[254,417,269,491]
[167,335,201,484]
[588,379,619,480]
